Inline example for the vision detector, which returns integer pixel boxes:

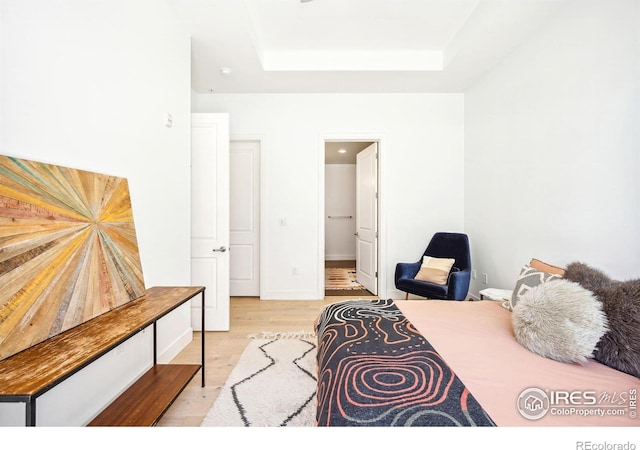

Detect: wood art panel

[0,155,146,361]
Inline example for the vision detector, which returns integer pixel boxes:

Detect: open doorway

[324,140,378,298]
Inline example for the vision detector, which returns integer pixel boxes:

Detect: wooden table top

[0,286,204,397]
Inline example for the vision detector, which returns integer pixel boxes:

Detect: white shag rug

[201,332,317,427]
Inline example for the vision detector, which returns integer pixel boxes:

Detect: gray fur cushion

[564,262,640,378]
[507,264,562,311]
[563,262,613,291]
[512,279,609,364]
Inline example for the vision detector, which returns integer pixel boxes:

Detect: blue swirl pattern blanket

[315,299,495,426]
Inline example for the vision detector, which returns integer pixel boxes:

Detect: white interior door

[229,140,260,297]
[356,142,378,295]
[190,113,230,331]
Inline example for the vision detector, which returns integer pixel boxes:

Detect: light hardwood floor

[156,294,377,426]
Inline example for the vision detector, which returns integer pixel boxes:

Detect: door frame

[319,134,385,299]
[231,134,266,299]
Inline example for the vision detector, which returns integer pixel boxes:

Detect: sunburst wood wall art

[0,155,146,361]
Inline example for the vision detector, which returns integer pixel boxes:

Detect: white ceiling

[167,0,562,94]
[325,141,373,164]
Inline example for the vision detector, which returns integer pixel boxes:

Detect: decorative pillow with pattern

[506,265,562,311]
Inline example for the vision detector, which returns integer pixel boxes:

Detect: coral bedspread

[315,298,640,427]
[314,299,495,426]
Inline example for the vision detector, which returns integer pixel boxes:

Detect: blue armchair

[395,232,471,300]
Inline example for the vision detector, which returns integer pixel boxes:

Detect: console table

[0,285,205,426]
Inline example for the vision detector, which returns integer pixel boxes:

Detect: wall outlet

[472,269,477,280]
[482,273,489,284]
[292,267,298,275]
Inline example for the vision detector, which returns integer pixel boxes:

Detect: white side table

[479,288,512,301]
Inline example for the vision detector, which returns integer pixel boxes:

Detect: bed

[314,297,640,427]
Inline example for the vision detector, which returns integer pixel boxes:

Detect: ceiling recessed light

[338,149,347,154]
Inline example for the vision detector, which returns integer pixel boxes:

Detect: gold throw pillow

[415,256,455,285]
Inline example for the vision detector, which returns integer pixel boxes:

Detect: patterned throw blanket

[315,299,495,426]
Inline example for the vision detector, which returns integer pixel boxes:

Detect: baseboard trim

[158,327,193,364]
[261,290,323,300]
[325,255,357,261]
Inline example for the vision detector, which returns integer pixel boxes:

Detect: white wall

[465,0,640,296]
[325,164,357,261]
[0,0,192,425]
[194,93,465,300]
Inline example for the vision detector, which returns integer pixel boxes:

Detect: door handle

[354,232,359,237]
[212,246,227,253]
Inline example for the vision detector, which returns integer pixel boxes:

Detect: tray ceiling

[167,0,561,93]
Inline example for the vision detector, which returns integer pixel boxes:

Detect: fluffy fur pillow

[507,264,562,311]
[512,279,608,364]
[563,262,613,291]
[564,262,640,378]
